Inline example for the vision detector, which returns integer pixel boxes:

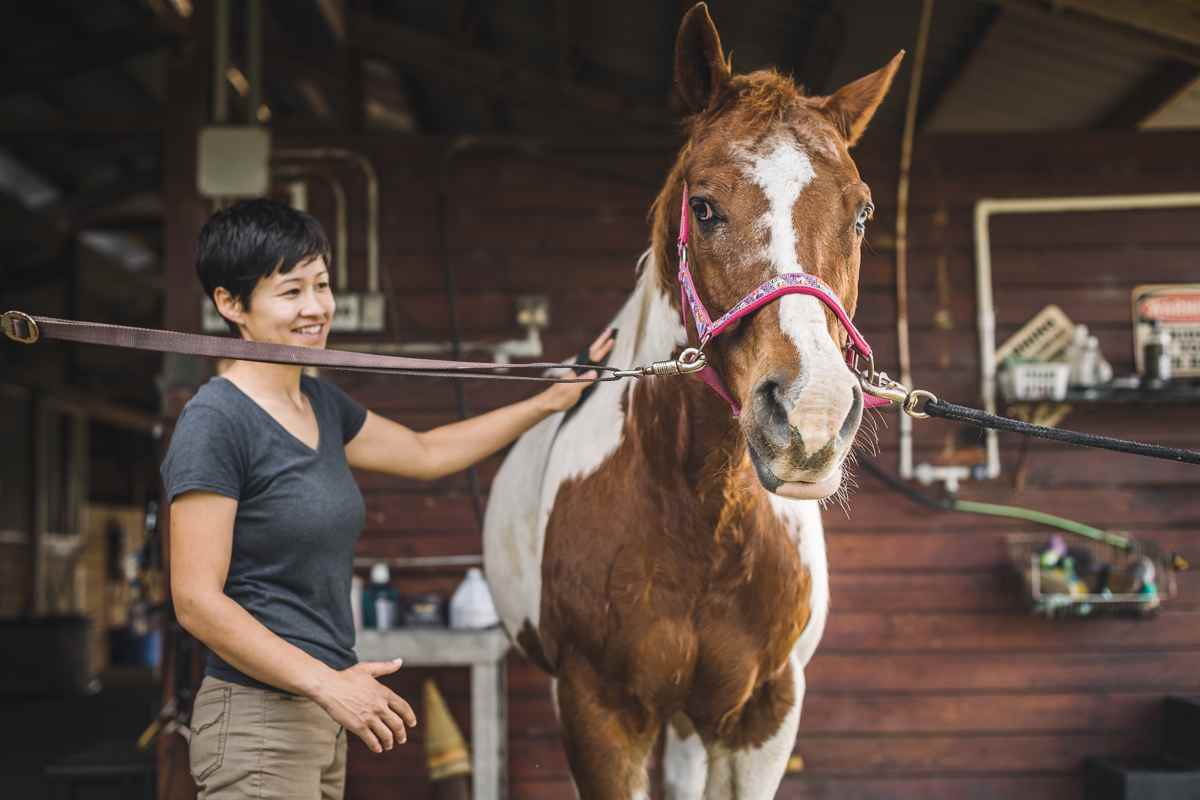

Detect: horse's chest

[542,537,810,694]
[602,587,806,738]
[539,442,821,728]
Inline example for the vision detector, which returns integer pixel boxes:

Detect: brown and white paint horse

[484,5,901,798]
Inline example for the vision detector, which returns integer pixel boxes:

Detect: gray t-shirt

[161,374,368,691]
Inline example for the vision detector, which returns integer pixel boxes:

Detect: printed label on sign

[1132,284,1200,377]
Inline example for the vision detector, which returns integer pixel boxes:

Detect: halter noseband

[675,182,888,417]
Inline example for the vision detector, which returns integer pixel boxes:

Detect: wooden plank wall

[217,130,1199,799]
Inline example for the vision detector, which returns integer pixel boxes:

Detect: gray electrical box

[197,126,271,198]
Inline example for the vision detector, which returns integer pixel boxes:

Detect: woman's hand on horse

[311,658,417,754]
[538,327,617,412]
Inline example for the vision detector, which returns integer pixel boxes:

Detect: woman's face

[235,256,335,348]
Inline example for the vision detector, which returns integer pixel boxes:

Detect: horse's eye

[689,198,715,224]
[855,203,874,235]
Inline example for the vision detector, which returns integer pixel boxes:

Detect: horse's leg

[702,666,804,799]
[556,654,660,800]
[662,713,707,799]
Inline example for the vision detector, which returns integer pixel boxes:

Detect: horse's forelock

[691,70,812,130]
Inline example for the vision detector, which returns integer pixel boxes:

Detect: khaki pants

[189,676,346,800]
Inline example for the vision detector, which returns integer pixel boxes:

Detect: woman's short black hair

[196,198,332,335]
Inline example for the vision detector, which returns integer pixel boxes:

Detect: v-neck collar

[216,376,322,454]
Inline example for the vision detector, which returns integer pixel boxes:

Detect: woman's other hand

[312,658,418,753]
[537,327,617,412]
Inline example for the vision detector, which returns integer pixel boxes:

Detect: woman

[162,199,612,799]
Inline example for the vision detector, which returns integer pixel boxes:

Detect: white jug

[448,568,499,629]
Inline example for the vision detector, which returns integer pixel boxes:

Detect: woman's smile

[291,322,327,342]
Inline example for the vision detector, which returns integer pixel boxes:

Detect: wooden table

[356,626,510,800]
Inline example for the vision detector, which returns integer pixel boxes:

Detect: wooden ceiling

[0,0,1196,286]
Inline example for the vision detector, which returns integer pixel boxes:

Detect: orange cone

[424,679,471,798]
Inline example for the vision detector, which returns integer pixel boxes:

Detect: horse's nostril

[839,383,864,443]
[755,378,791,445]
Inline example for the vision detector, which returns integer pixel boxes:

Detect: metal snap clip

[1,311,39,344]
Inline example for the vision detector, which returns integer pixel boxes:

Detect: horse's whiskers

[853,408,883,458]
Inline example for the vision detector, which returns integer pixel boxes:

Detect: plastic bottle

[1142,321,1173,387]
[448,568,500,629]
[362,562,399,631]
[1065,324,1090,386]
[1088,336,1113,385]
[350,574,364,634]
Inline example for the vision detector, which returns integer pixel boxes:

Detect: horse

[483,4,902,797]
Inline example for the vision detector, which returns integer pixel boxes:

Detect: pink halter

[676,183,888,417]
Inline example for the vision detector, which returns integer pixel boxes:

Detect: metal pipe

[246,0,263,122]
[274,148,379,292]
[213,0,231,123]
[975,192,1200,480]
[285,180,308,211]
[895,0,934,480]
[272,166,350,289]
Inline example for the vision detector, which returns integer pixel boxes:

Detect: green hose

[857,459,1189,571]
[951,500,1131,549]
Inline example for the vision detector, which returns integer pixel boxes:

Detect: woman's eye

[855,203,874,235]
[283,289,300,297]
[317,282,330,291]
[689,198,716,223]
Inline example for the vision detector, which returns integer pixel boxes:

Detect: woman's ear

[212,287,246,329]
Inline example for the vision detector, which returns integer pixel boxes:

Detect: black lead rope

[923,399,1200,466]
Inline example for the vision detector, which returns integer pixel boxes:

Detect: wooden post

[471,661,507,800]
[29,391,48,615]
[157,9,215,798]
[163,1,215,349]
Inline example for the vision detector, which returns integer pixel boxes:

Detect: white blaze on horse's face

[735,134,863,499]
[737,136,816,275]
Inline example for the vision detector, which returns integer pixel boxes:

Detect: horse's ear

[821,51,905,147]
[674,3,732,114]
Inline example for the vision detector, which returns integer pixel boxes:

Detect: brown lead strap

[1,311,613,384]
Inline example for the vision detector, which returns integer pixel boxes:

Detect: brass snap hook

[2,311,39,344]
[903,389,937,419]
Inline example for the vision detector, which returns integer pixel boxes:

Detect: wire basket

[1000,361,1071,402]
[1006,534,1177,618]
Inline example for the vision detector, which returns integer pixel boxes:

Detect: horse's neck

[619,251,748,514]
[617,250,687,371]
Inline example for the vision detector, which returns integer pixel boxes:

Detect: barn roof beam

[345,12,674,131]
[62,169,163,232]
[316,0,346,43]
[0,25,178,97]
[1052,0,1200,49]
[0,116,166,135]
[917,6,1000,129]
[0,165,162,272]
[994,0,1200,67]
[1096,59,1200,128]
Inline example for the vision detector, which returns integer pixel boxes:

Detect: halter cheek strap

[676,182,888,417]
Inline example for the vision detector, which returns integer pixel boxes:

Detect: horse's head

[653,3,902,501]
